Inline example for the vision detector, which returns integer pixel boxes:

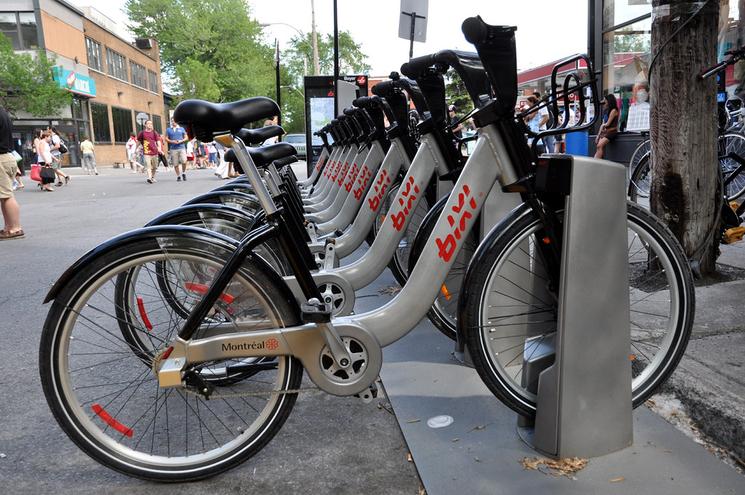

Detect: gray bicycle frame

[298,146,330,187]
[160,123,522,392]
[305,144,356,207]
[333,137,410,257]
[303,145,345,200]
[306,145,362,215]
[315,141,386,235]
[307,145,370,223]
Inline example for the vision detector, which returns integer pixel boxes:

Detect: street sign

[398,0,428,44]
[136,112,149,126]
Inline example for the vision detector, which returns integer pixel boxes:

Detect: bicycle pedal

[301,299,332,323]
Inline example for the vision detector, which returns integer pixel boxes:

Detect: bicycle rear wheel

[462,203,694,419]
[39,230,302,481]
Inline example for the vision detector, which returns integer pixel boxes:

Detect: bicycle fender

[145,203,258,228]
[43,225,300,325]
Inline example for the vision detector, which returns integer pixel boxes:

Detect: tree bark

[650,0,720,274]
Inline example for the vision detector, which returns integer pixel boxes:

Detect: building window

[130,62,147,88]
[111,107,133,144]
[0,11,38,50]
[152,114,162,133]
[106,48,127,80]
[85,37,102,72]
[90,102,111,143]
[148,70,159,93]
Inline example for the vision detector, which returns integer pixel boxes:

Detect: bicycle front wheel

[39,231,303,481]
[462,203,694,419]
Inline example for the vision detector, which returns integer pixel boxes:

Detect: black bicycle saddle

[174,97,279,141]
[223,142,296,168]
[236,125,284,145]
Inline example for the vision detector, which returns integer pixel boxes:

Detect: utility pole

[333,0,339,116]
[275,38,281,127]
[311,0,320,75]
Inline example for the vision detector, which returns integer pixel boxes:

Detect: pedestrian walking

[533,92,555,155]
[0,106,24,240]
[136,120,162,184]
[126,133,142,173]
[48,126,70,186]
[524,95,545,154]
[80,136,98,175]
[165,119,188,181]
[37,130,57,192]
[207,141,217,168]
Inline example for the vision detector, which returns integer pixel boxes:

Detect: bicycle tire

[628,152,651,204]
[408,195,478,340]
[461,202,694,419]
[628,138,651,172]
[183,191,261,216]
[40,230,303,481]
[145,204,290,275]
[719,132,745,200]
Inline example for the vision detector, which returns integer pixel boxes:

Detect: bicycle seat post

[216,134,279,216]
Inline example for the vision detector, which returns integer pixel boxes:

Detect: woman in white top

[36,131,56,191]
[126,133,143,173]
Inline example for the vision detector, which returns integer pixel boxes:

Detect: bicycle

[39,16,694,481]
[629,46,745,203]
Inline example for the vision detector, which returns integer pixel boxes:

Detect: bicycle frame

[159,122,522,394]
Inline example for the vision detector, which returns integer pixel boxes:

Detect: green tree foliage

[445,70,470,114]
[0,35,71,116]
[280,31,370,132]
[126,0,276,102]
[284,31,371,78]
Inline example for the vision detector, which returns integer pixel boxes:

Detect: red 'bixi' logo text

[353,166,373,200]
[435,185,478,262]
[335,162,350,186]
[390,176,421,231]
[367,170,391,212]
[344,164,359,192]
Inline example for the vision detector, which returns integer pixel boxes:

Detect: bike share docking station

[458,153,632,459]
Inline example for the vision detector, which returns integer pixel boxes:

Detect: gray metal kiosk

[475,153,633,458]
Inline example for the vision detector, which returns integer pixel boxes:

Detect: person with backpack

[47,126,70,186]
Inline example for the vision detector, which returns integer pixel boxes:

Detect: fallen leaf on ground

[609,476,625,483]
[406,418,421,424]
[378,285,402,295]
[520,456,588,478]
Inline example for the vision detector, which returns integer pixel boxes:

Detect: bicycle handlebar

[700,46,745,79]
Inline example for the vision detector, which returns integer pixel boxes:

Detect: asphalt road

[0,166,421,494]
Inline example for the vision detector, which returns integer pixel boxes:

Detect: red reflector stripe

[184,283,235,304]
[136,296,153,331]
[91,403,133,438]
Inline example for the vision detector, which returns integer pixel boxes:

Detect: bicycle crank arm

[157,322,382,396]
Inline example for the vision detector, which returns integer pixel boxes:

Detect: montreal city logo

[222,338,280,352]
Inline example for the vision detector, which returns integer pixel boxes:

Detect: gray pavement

[0,166,421,494]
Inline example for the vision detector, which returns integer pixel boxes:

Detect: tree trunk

[650,0,720,274]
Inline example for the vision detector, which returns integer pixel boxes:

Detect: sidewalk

[659,239,745,467]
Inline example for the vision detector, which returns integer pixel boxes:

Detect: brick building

[2,0,166,167]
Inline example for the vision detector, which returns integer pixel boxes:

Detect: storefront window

[0,11,38,50]
[112,107,133,143]
[91,102,111,143]
[602,15,651,131]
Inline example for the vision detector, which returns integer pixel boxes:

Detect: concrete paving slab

[355,273,744,494]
